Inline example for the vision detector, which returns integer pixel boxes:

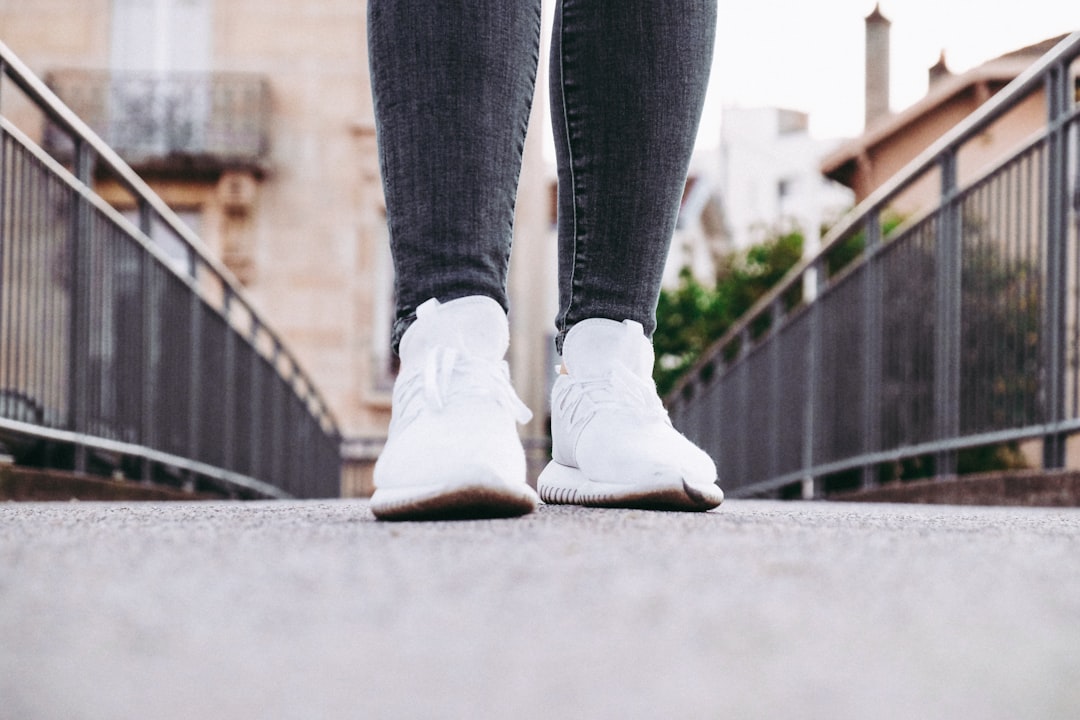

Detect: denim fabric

[369,0,716,352]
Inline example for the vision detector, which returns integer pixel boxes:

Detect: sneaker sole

[537,461,724,511]
[370,482,538,521]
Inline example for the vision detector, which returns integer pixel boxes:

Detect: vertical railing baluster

[767,297,785,482]
[33,147,49,430]
[249,318,263,481]
[934,150,961,478]
[1071,120,1080,422]
[12,143,26,423]
[138,201,156,482]
[270,342,285,492]
[186,252,201,491]
[1042,60,1070,469]
[69,140,91,473]
[0,131,8,409]
[222,289,236,473]
[736,328,751,485]
[862,211,883,489]
[802,257,826,499]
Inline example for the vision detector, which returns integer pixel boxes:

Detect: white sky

[700,0,1079,145]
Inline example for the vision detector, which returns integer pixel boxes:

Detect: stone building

[0,0,558,494]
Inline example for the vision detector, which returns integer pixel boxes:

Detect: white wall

[719,106,853,250]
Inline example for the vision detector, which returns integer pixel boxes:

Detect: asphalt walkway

[2,499,1079,719]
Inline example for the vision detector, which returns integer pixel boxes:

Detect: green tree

[654,227,804,395]
[654,214,908,396]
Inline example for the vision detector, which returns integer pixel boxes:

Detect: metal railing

[45,68,269,170]
[0,42,341,498]
[667,31,1080,499]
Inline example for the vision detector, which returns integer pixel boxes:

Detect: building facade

[718,106,853,251]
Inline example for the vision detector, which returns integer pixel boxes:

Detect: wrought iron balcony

[45,68,270,172]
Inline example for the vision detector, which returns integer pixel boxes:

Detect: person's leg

[549,0,717,349]
[368,0,543,350]
[541,0,724,511]
[368,0,543,520]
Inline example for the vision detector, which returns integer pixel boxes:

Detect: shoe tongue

[562,319,654,379]
[401,296,509,361]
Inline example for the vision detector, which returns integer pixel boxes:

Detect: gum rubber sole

[371,482,539,521]
[537,461,724,512]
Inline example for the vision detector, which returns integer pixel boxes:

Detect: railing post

[249,319,263,480]
[0,118,7,402]
[186,253,201,492]
[271,343,287,493]
[68,140,92,473]
[736,327,751,484]
[138,200,155,482]
[767,297,786,481]
[862,211,883,489]
[802,257,826,499]
[934,150,962,478]
[284,360,298,495]
[222,289,236,472]
[1042,61,1070,469]
[801,211,823,495]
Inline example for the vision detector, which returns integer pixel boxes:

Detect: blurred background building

[717,106,852,251]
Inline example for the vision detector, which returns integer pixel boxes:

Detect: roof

[998,34,1072,61]
[821,33,1073,183]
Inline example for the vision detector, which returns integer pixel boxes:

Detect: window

[111,0,211,73]
[109,0,212,157]
[777,178,791,202]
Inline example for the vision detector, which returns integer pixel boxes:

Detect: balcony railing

[0,43,340,498]
[45,68,269,172]
[667,31,1080,499]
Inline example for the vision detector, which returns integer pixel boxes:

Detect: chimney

[928,49,951,90]
[864,3,891,129]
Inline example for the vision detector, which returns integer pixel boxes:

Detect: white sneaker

[371,296,539,520]
[538,318,724,511]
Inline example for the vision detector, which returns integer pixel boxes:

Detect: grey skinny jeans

[368,0,717,353]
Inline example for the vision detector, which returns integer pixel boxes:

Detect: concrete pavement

[1,499,1079,719]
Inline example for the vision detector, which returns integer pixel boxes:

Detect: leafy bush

[654,227,803,395]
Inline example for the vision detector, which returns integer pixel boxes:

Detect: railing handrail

[0,39,340,434]
[669,29,1080,402]
[45,66,270,82]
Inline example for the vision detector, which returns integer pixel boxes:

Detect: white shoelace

[557,363,669,432]
[392,346,532,430]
